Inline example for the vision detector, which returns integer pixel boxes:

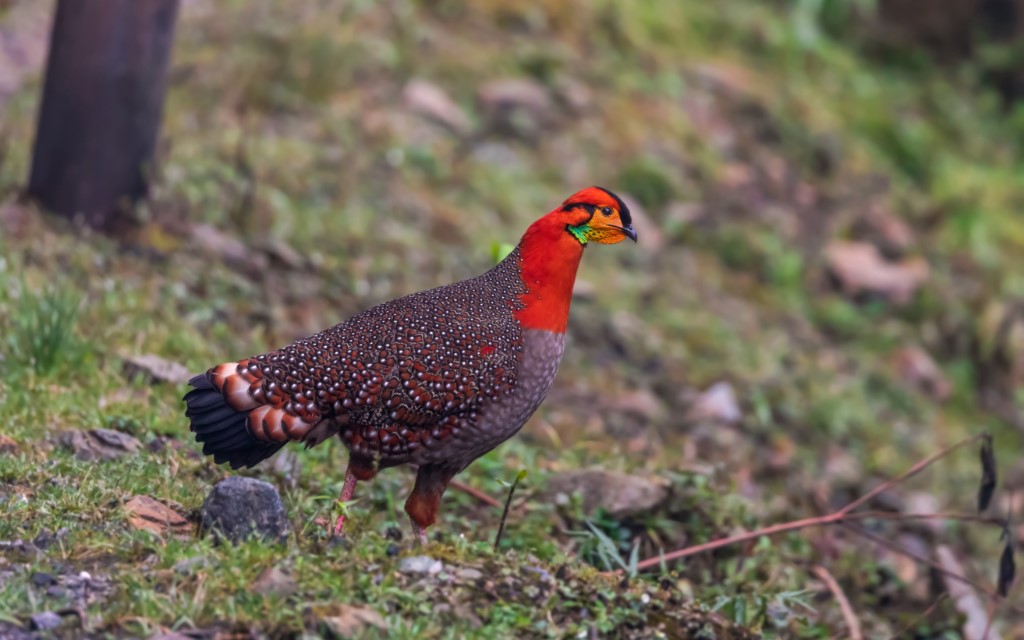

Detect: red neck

[513,215,585,333]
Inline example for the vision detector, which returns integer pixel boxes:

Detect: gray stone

[547,469,669,519]
[454,567,483,581]
[200,477,289,544]
[398,555,443,575]
[29,611,63,631]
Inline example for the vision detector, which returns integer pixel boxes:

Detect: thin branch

[843,511,1007,527]
[844,523,1024,615]
[636,434,991,572]
[838,433,988,515]
[812,565,863,640]
[449,478,502,509]
[635,513,847,570]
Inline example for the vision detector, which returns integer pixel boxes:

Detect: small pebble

[454,567,483,581]
[29,611,63,631]
[398,555,443,575]
[31,572,57,587]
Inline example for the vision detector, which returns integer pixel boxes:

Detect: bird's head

[558,186,637,245]
[513,186,637,332]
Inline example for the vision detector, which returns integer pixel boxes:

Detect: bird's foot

[332,513,347,537]
[411,521,429,545]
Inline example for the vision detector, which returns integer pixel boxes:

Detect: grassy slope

[1,0,1023,637]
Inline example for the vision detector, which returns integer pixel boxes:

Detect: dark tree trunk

[28,0,180,232]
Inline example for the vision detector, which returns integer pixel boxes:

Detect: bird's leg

[405,464,455,545]
[332,457,379,536]
[332,466,359,536]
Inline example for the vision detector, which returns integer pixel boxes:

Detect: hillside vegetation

[0,1,1022,637]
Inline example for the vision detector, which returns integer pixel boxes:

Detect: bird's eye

[601,207,614,216]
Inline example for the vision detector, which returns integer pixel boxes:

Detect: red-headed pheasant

[185,187,636,542]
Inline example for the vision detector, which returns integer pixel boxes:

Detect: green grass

[0,0,1022,637]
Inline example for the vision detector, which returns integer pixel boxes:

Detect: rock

[398,555,443,575]
[31,572,57,587]
[31,529,65,551]
[454,567,483,581]
[890,345,951,401]
[59,428,142,462]
[319,604,387,638]
[403,79,472,136]
[124,495,192,538]
[200,477,289,544]
[29,611,63,631]
[824,240,929,305]
[609,388,667,423]
[687,382,742,425]
[546,469,669,519]
[251,565,297,598]
[477,78,558,139]
[122,354,191,385]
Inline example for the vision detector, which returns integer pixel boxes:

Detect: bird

[184,186,636,543]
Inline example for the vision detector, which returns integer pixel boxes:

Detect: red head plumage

[513,187,636,333]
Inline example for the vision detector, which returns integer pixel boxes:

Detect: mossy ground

[1,1,1022,637]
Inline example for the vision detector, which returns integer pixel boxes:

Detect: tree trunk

[27,0,179,232]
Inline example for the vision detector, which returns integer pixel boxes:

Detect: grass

[0,0,1022,637]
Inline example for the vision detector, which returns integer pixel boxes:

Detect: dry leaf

[890,345,951,402]
[318,604,387,637]
[125,495,192,537]
[825,240,929,304]
[59,429,142,461]
[251,566,298,598]
[998,537,1016,598]
[0,434,19,455]
[979,434,997,512]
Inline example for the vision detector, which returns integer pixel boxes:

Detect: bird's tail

[184,369,284,469]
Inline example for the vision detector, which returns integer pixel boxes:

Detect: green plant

[1,280,86,377]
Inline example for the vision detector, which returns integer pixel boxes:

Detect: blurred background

[0,0,1023,637]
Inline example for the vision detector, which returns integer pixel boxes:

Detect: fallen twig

[845,523,1024,615]
[635,434,991,572]
[449,478,502,509]
[837,433,988,516]
[812,565,863,640]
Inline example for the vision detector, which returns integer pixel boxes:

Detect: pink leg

[332,467,359,536]
[410,519,429,546]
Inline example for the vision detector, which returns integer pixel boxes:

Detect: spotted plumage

[185,186,636,542]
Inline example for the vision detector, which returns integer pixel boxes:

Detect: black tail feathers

[184,374,283,469]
